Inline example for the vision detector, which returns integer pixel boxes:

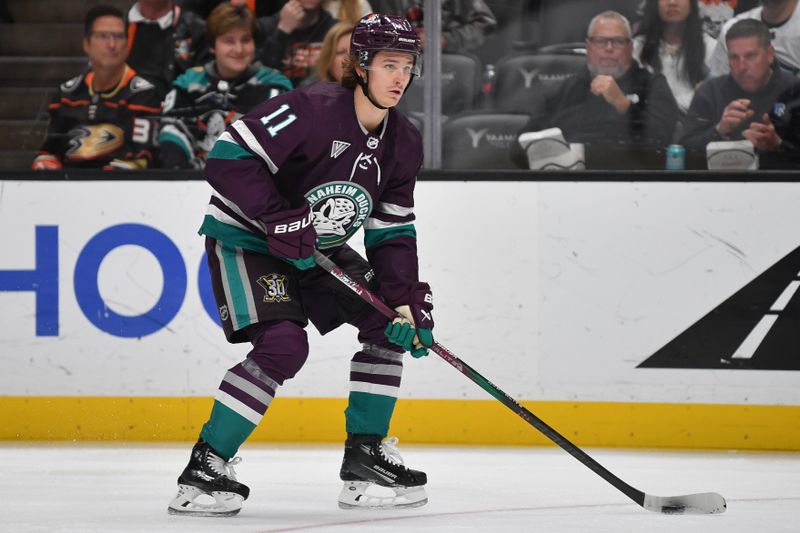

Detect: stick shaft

[313,251,645,506]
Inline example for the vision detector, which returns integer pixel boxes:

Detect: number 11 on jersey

[260,104,297,137]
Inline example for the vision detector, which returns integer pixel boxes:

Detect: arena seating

[441,111,529,169]
[396,52,482,117]
[492,48,586,112]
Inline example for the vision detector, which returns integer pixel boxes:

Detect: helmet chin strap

[356,70,389,110]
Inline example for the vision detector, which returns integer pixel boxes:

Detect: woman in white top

[634,0,716,112]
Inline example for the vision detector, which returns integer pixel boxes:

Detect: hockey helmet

[351,13,422,76]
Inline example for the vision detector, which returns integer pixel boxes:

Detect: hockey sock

[345,391,396,436]
[200,400,257,460]
[200,359,280,459]
[345,344,403,435]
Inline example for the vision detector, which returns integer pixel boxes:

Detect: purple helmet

[351,13,421,75]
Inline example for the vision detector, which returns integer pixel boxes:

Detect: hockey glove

[384,282,434,358]
[263,203,317,270]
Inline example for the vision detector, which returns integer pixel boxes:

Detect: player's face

[330,32,351,83]
[727,36,774,93]
[586,18,633,78]
[364,51,415,107]
[658,0,691,24]
[83,16,128,70]
[213,26,256,80]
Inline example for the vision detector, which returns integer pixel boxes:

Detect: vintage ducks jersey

[33,65,162,169]
[200,81,424,307]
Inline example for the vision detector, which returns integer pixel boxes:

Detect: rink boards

[1,179,799,450]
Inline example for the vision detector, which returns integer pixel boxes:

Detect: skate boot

[167,440,250,517]
[338,434,427,509]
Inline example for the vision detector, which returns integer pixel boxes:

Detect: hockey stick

[313,250,726,515]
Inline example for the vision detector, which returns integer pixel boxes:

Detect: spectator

[159,3,292,168]
[301,20,354,85]
[323,0,371,24]
[681,19,795,155]
[634,0,716,112]
[370,0,497,52]
[32,5,161,171]
[698,0,759,38]
[126,0,208,97]
[258,0,338,86]
[512,11,679,168]
[708,0,800,76]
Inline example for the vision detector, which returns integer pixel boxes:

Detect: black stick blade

[643,492,727,514]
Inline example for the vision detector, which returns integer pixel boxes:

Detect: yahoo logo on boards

[0,224,220,338]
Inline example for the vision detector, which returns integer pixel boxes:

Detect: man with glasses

[513,10,678,168]
[32,5,161,170]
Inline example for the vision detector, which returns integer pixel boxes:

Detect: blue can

[665,144,685,170]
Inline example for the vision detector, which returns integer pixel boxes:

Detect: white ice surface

[1,443,798,532]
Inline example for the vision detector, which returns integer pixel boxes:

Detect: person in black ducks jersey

[158,3,292,169]
[125,0,207,98]
[32,4,161,171]
[167,14,434,517]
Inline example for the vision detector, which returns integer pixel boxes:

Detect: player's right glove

[384,282,434,358]
[263,203,317,270]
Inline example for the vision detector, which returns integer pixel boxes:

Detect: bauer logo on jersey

[65,123,125,160]
[257,273,291,303]
[305,181,373,249]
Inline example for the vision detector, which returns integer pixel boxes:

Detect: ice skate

[338,434,428,509]
[167,440,250,517]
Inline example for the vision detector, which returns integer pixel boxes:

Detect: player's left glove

[384,282,434,358]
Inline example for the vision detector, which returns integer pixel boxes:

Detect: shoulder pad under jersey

[129,76,156,93]
[60,74,84,94]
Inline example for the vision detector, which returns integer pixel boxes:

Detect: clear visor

[361,54,422,78]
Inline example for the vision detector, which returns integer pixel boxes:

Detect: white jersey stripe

[363,218,414,230]
[232,120,279,174]
[376,202,414,217]
[212,192,268,234]
[206,203,250,231]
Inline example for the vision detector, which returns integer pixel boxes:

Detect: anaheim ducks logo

[65,123,125,161]
[304,181,372,249]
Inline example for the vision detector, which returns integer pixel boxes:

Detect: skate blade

[167,484,244,517]
[338,481,428,509]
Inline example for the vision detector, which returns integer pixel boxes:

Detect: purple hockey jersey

[199,82,425,307]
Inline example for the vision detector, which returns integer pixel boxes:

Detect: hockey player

[32,5,161,171]
[158,3,293,169]
[168,13,433,516]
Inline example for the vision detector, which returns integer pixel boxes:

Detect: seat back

[442,111,529,169]
[492,51,586,112]
[397,52,482,116]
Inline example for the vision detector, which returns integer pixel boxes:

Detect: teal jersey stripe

[159,130,193,159]
[219,242,255,329]
[208,139,256,161]
[364,224,417,249]
[199,215,270,254]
